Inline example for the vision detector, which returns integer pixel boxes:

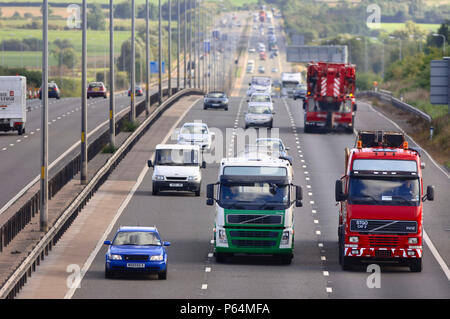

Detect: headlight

[154,175,165,181]
[281,230,290,245]
[408,238,418,244]
[109,254,122,260]
[218,229,227,244]
[188,175,200,181]
[349,236,359,243]
[150,254,164,261]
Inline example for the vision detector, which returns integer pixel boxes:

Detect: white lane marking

[323,271,329,276]
[321,256,326,261]
[201,284,208,290]
[316,230,321,235]
[64,97,201,299]
[423,230,450,281]
[208,253,213,258]
[205,267,211,273]
[2,148,6,151]
[326,287,333,293]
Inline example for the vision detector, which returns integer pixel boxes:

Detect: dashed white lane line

[323,271,329,277]
[201,284,208,290]
[2,148,6,151]
[205,267,211,273]
[326,287,333,293]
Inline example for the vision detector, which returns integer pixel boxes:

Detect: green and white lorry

[206,155,303,264]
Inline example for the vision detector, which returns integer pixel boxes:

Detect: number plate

[169,183,183,187]
[127,263,145,268]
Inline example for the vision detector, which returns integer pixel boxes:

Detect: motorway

[15,13,450,299]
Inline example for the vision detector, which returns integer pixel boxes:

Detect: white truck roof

[155,144,200,151]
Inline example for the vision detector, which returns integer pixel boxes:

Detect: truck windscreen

[348,177,420,206]
[219,182,289,209]
[155,149,199,166]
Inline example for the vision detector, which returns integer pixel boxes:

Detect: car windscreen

[348,177,420,206]
[256,140,282,152]
[207,93,225,98]
[112,231,161,246]
[180,125,208,135]
[248,105,271,114]
[251,95,271,102]
[89,83,102,88]
[155,149,199,166]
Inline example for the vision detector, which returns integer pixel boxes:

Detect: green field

[367,22,441,33]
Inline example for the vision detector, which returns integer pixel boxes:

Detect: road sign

[150,61,165,74]
[291,34,304,46]
[430,58,449,108]
[286,45,348,63]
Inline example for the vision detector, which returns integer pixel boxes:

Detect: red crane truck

[335,131,435,272]
[304,62,357,133]
[259,10,266,22]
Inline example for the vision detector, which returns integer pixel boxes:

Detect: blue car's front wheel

[105,265,114,279]
[158,264,167,280]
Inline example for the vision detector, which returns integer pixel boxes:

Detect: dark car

[104,226,170,279]
[293,84,307,101]
[39,82,60,100]
[203,91,229,110]
[87,82,107,99]
[128,86,144,97]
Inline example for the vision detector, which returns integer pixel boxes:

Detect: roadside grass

[367,22,441,33]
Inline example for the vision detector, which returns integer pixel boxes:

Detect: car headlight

[150,254,164,261]
[349,236,359,243]
[218,229,227,244]
[109,254,122,260]
[188,175,200,181]
[408,238,418,244]
[154,175,165,181]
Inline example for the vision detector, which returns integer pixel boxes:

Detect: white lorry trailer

[281,72,302,98]
[0,76,27,135]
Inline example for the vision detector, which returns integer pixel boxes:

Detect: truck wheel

[216,252,228,263]
[279,254,293,265]
[105,266,114,279]
[304,124,311,133]
[195,189,201,197]
[342,256,353,271]
[17,125,24,136]
[409,259,422,272]
[152,184,159,196]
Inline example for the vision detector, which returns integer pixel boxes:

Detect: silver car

[244,104,274,129]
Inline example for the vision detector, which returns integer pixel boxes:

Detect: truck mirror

[426,185,435,201]
[201,161,207,169]
[206,184,215,200]
[103,240,112,245]
[296,185,303,201]
[147,160,153,168]
[353,103,357,111]
[335,180,346,202]
[206,198,214,206]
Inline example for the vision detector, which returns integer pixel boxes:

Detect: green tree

[87,4,106,30]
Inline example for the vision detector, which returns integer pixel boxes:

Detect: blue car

[103,226,170,279]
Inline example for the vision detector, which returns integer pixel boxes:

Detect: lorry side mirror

[335,180,346,202]
[201,161,207,169]
[425,185,434,201]
[295,186,303,207]
[206,198,214,206]
[353,103,357,111]
[206,184,215,202]
[147,160,153,168]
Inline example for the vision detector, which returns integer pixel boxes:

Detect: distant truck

[336,130,435,272]
[259,10,266,22]
[281,72,302,98]
[304,62,356,133]
[212,29,220,40]
[0,76,27,135]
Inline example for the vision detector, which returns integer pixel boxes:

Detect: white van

[148,144,206,196]
[0,76,27,135]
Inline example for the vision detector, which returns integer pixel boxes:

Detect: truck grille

[166,177,187,181]
[231,240,277,248]
[350,219,417,234]
[368,236,399,248]
[229,231,278,238]
[227,215,282,225]
[123,255,149,261]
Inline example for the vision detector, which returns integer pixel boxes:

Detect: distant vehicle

[203,91,229,110]
[246,76,272,96]
[128,86,144,97]
[244,104,274,129]
[212,29,220,40]
[271,67,278,73]
[281,72,302,98]
[258,66,265,73]
[246,59,255,74]
[248,92,273,112]
[87,82,107,99]
[177,122,214,151]
[39,81,60,100]
[259,51,266,60]
[0,76,27,135]
[293,83,307,101]
[104,226,170,279]
[255,137,291,163]
[248,48,256,53]
[148,144,206,196]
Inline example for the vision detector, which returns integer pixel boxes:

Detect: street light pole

[109,0,115,147]
[130,0,136,121]
[81,0,88,185]
[168,0,172,97]
[188,0,192,88]
[40,0,49,232]
[145,0,150,116]
[184,0,187,88]
[158,0,162,104]
[177,0,181,91]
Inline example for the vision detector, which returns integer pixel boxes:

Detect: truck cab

[206,155,303,264]
[335,131,435,272]
[148,144,206,196]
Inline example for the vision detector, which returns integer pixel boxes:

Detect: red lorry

[335,130,435,272]
[304,62,357,133]
[259,10,266,22]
